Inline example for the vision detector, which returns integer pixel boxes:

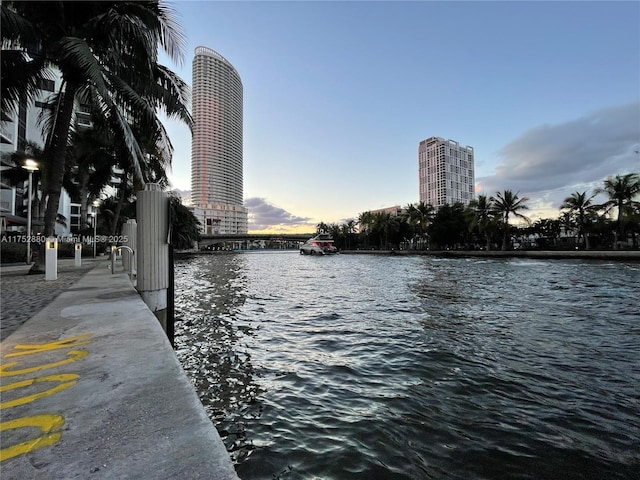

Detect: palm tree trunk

[43,81,78,237]
[614,199,623,250]
[109,172,128,237]
[501,213,510,251]
[30,81,78,273]
[582,220,591,250]
[36,181,46,225]
[79,170,90,230]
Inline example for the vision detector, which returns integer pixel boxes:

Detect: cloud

[244,197,313,231]
[476,102,640,215]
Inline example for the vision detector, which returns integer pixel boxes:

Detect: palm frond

[152,64,193,129]
[55,36,110,93]
[0,50,48,116]
[1,2,41,48]
[127,0,187,66]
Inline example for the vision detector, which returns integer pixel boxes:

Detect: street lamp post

[92,200,100,257]
[22,159,39,264]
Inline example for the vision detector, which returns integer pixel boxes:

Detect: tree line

[2,1,194,267]
[316,173,640,252]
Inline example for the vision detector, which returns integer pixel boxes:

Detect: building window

[37,78,55,92]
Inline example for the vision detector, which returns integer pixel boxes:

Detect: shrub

[0,241,27,263]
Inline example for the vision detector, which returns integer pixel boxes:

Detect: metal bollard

[112,245,135,280]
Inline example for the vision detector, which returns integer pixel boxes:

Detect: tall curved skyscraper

[191,46,248,234]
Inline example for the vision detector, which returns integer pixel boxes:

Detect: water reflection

[175,253,639,479]
[174,254,262,461]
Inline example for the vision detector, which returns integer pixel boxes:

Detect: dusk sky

[160,0,640,233]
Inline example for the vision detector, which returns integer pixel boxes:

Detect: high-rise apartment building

[1,71,85,235]
[418,136,475,208]
[191,46,248,234]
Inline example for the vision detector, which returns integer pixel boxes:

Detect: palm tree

[558,211,575,240]
[107,120,175,237]
[316,222,329,234]
[341,219,356,250]
[326,223,343,248]
[560,191,597,250]
[169,194,201,250]
[467,195,496,250]
[404,201,434,250]
[490,190,530,251]
[357,211,374,249]
[596,173,640,249]
[429,203,468,249]
[529,218,561,249]
[66,125,116,230]
[2,1,191,247]
[372,212,399,249]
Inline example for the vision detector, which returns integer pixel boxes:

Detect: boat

[300,233,339,255]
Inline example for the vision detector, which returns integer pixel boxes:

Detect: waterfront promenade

[0,259,239,479]
[1,259,96,339]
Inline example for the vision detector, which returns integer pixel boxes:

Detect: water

[174,252,640,479]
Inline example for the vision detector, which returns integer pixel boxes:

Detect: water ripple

[175,253,640,479]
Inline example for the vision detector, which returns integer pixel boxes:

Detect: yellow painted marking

[0,335,93,462]
[3,334,93,358]
[0,414,64,462]
[0,350,89,377]
[0,374,79,409]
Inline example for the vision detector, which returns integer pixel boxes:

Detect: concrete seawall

[0,261,239,479]
[341,249,640,260]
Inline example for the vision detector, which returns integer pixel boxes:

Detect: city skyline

[160,1,640,233]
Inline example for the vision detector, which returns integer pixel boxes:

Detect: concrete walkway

[1,258,99,340]
[0,260,239,479]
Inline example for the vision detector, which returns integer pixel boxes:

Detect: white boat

[300,233,338,255]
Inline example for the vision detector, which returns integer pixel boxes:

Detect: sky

[159,0,640,233]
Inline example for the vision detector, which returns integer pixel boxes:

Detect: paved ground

[0,259,239,479]
[1,259,98,340]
